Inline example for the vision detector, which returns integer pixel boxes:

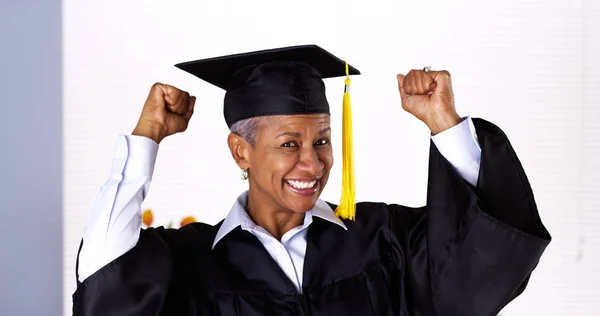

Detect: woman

[73,45,550,315]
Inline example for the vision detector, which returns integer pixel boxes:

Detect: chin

[287,195,320,213]
[290,203,317,213]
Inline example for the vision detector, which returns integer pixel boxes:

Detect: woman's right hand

[132,83,196,144]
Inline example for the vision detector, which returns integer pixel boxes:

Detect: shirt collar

[212,191,347,249]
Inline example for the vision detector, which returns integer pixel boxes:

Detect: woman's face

[247,114,333,214]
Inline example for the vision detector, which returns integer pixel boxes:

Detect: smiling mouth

[284,179,320,195]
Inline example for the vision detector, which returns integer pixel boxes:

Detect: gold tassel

[335,62,356,220]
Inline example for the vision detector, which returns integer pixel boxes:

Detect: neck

[245,189,306,240]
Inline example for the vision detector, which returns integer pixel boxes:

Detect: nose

[297,146,323,176]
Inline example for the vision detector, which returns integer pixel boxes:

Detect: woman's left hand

[397,69,462,134]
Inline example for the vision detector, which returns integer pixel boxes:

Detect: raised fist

[397,69,461,134]
[133,83,196,144]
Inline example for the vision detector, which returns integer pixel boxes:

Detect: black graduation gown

[72,118,551,316]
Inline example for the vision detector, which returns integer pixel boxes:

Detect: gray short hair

[230,116,273,145]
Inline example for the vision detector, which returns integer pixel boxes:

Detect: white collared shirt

[77,117,482,289]
[213,191,347,292]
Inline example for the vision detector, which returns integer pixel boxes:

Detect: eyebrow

[319,127,331,135]
[276,132,301,138]
[276,127,331,138]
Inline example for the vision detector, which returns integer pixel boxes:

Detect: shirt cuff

[119,134,159,180]
[431,117,482,187]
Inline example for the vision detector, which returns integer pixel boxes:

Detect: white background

[63,1,600,315]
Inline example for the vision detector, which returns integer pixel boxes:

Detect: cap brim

[175,44,361,90]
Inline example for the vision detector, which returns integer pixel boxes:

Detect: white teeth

[287,180,317,189]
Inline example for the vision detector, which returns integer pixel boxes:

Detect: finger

[397,74,407,99]
[165,88,190,115]
[416,73,427,94]
[397,74,405,89]
[147,82,167,108]
[174,91,191,115]
[428,82,438,95]
[425,70,451,93]
[415,71,435,95]
[410,74,425,94]
[181,96,196,122]
[162,84,178,106]
[166,100,194,133]
[403,70,415,94]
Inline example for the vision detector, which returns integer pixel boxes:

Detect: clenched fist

[133,83,196,144]
[397,69,461,134]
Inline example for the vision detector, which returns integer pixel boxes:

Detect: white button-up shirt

[77,117,482,292]
[213,191,347,293]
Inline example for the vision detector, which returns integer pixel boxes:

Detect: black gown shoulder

[72,118,550,316]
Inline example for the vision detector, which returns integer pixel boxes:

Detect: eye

[281,141,298,147]
[314,138,330,146]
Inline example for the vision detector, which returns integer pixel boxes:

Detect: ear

[227,132,251,170]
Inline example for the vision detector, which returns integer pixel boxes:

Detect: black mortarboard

[175,45,360,220]
[174,45,360,128]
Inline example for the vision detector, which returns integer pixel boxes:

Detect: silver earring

[240,168,248,180]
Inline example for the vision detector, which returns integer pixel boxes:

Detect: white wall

[63,1,600,315]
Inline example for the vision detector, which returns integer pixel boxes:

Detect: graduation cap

[175,45,359,220]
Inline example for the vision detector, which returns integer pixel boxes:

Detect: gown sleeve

[390,118,551,316]
[72,227,177,316]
